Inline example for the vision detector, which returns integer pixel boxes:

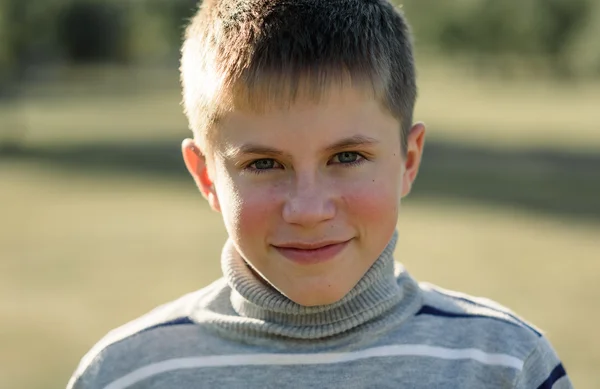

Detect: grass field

[1,65,599,388]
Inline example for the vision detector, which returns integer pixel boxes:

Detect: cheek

[340,176,400,224]
[222,181,283,238]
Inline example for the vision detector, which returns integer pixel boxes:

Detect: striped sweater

[67,232,572,389]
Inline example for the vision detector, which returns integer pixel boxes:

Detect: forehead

[214,86,399,146]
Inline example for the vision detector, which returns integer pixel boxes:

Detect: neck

[221,231,417,339]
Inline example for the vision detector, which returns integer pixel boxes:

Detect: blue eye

[337,152,358,163]
[249,159,280,171]
[333,152,362,164]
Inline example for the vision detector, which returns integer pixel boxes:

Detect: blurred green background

[1,1,599,388]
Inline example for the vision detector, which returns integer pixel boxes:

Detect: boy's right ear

[181,138,221,212]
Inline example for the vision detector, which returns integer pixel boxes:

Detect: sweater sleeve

[66,348,105,389]
[514,336,573,389]
[66,372,87,389]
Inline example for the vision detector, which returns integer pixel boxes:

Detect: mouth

[272,239,352,265]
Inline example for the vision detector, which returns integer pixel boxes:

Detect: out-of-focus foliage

[402,0,600,77]
[0,0,599,79]
[57,0,130,63]
[0,0,197,78]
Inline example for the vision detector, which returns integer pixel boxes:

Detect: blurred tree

[0,0,599,81]
[0,0,27,87]
[149,0,199,46]
[0,0,28,152]
[127,0,199,64]
[57,0,130,63]
[566,1,600,76]
[533,0,590,77]
[402,0,597,78]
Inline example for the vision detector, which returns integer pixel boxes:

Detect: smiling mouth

[273,240,351,265]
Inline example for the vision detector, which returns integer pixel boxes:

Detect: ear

[181,138,221,212]
[401,122,426,198]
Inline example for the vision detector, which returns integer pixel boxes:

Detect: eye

[248,158,282,171]
[331,151,363,164]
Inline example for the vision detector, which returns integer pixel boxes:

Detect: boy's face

[183,87,425,306]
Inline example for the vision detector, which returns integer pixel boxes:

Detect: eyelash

[330,152,365,167]
[244,152,367,175]
[245,159,283,174]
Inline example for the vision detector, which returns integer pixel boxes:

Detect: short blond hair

[180,0,417,154]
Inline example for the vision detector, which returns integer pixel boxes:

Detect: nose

[282,174,336,228]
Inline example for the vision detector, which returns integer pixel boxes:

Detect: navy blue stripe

[141,317,195,334]
[416,305,538,334]
[433,292,542,337]
[536,364,567,389]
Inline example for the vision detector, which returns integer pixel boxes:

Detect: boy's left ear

[181,138,221,212]
[401,122,426,198]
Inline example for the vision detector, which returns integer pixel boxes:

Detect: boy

[67,0,572,388]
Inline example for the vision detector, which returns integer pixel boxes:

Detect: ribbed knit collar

[220,231,416,339]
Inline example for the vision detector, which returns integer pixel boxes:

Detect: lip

[273,239,351,265]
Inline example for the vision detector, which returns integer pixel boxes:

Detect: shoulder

[412,283,572,388]
[414,282,544,356]
[67,278,228,389]
[418,282,543,335]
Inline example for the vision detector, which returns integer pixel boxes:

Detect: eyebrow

[223,144,288,159]
[223,135,379,159]
[323,135,380,152]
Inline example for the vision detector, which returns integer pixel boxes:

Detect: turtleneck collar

[220,231,420,340]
